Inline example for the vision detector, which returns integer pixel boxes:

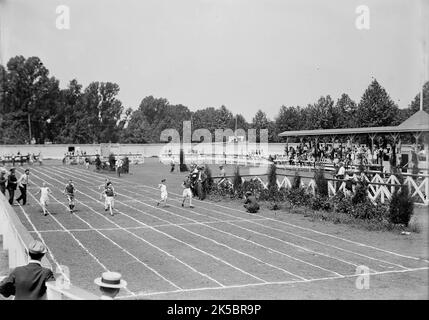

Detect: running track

[12,165,429,299]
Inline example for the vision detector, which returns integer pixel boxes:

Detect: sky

[0,0,428,121]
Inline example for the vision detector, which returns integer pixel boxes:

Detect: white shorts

[106,196,114,207]
[40,197,49,206]
[182,188,192,198]
[160,193,168,201]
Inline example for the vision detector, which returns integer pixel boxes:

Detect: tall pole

[28,112,32,143]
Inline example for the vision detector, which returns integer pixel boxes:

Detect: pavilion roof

[279,110,429,137]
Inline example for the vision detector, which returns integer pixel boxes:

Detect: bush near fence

[205,168,415,230]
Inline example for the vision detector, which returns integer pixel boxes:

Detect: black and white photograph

[0,0,428,308]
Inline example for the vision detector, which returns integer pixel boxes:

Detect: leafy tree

[334,93,358,128]
[356,79,400,127]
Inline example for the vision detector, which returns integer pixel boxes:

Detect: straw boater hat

[94,272,127,289]
[27,240,48,255]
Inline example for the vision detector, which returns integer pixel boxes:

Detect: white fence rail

[216,172,428,205]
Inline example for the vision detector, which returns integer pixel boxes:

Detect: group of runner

[24,178,117,217]
[156,175,194,208]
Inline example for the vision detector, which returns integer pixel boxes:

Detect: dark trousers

[0,185,5,195]
[16,184,27,205]
[8,188,15,204]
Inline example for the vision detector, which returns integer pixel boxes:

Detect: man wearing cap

[6,168,18,205]
[94,271,127,300]
[16,169,30,205]
[0,240,55,300]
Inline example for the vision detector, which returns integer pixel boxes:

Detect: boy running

[35,182,51,216]
[181,177,194,208]
[98,178,110,207]
[156,179,168,207]
[63,179,76,213]
[102,182,116,216]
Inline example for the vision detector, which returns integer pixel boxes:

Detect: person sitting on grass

[244,191,259,213]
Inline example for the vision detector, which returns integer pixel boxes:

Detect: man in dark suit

[0,240,55,300]
[6,168,18,205]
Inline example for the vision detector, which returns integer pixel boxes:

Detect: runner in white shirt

[156,179,168,207]
[35,182,51,216]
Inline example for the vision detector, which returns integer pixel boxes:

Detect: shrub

[232,166,242,193]
[242,179,265,197]
[311,194,331,211]
[292,172,301,189]
[388,185,414,226]
[330,193,354,215]
[209,180,234,200]
[286,187,311,207]
[352,181,368,205]
[267,164,277,190]
[314,169,328,197]
[203,166,214,194]
[352,200,388,221]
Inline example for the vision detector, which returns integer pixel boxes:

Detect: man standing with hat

[16,169,30,205]
[0,240,55,300]
[6,168,18,205]
[94,271,127,300]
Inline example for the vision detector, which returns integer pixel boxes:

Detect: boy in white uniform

[157,179,168,207]
[35,182,51,216]
[181,177,194,208]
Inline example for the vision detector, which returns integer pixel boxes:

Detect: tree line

[0,55,427,144]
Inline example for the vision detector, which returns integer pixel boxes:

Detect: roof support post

[413,132,422,147]
[369,133,377,151]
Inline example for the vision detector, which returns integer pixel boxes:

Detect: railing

[160,154,272,167]
[0,192,98,300]
[213,171,429,206]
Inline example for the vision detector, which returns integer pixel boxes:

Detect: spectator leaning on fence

[0,240,55,300]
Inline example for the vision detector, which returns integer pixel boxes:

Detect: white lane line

[109,185,375,272]
[26,169,183,291]
[116,266,429,299]
[68,166,428,264]
[58,167,380,272]
[41,167,271,284]
[32,168,229,288]
[20,171,137,297]
[27,217,271,234]
[17,181,136,296]
[16,204,71,283]
[57,167,342,278]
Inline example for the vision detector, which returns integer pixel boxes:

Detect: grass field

[9,159,429,299]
